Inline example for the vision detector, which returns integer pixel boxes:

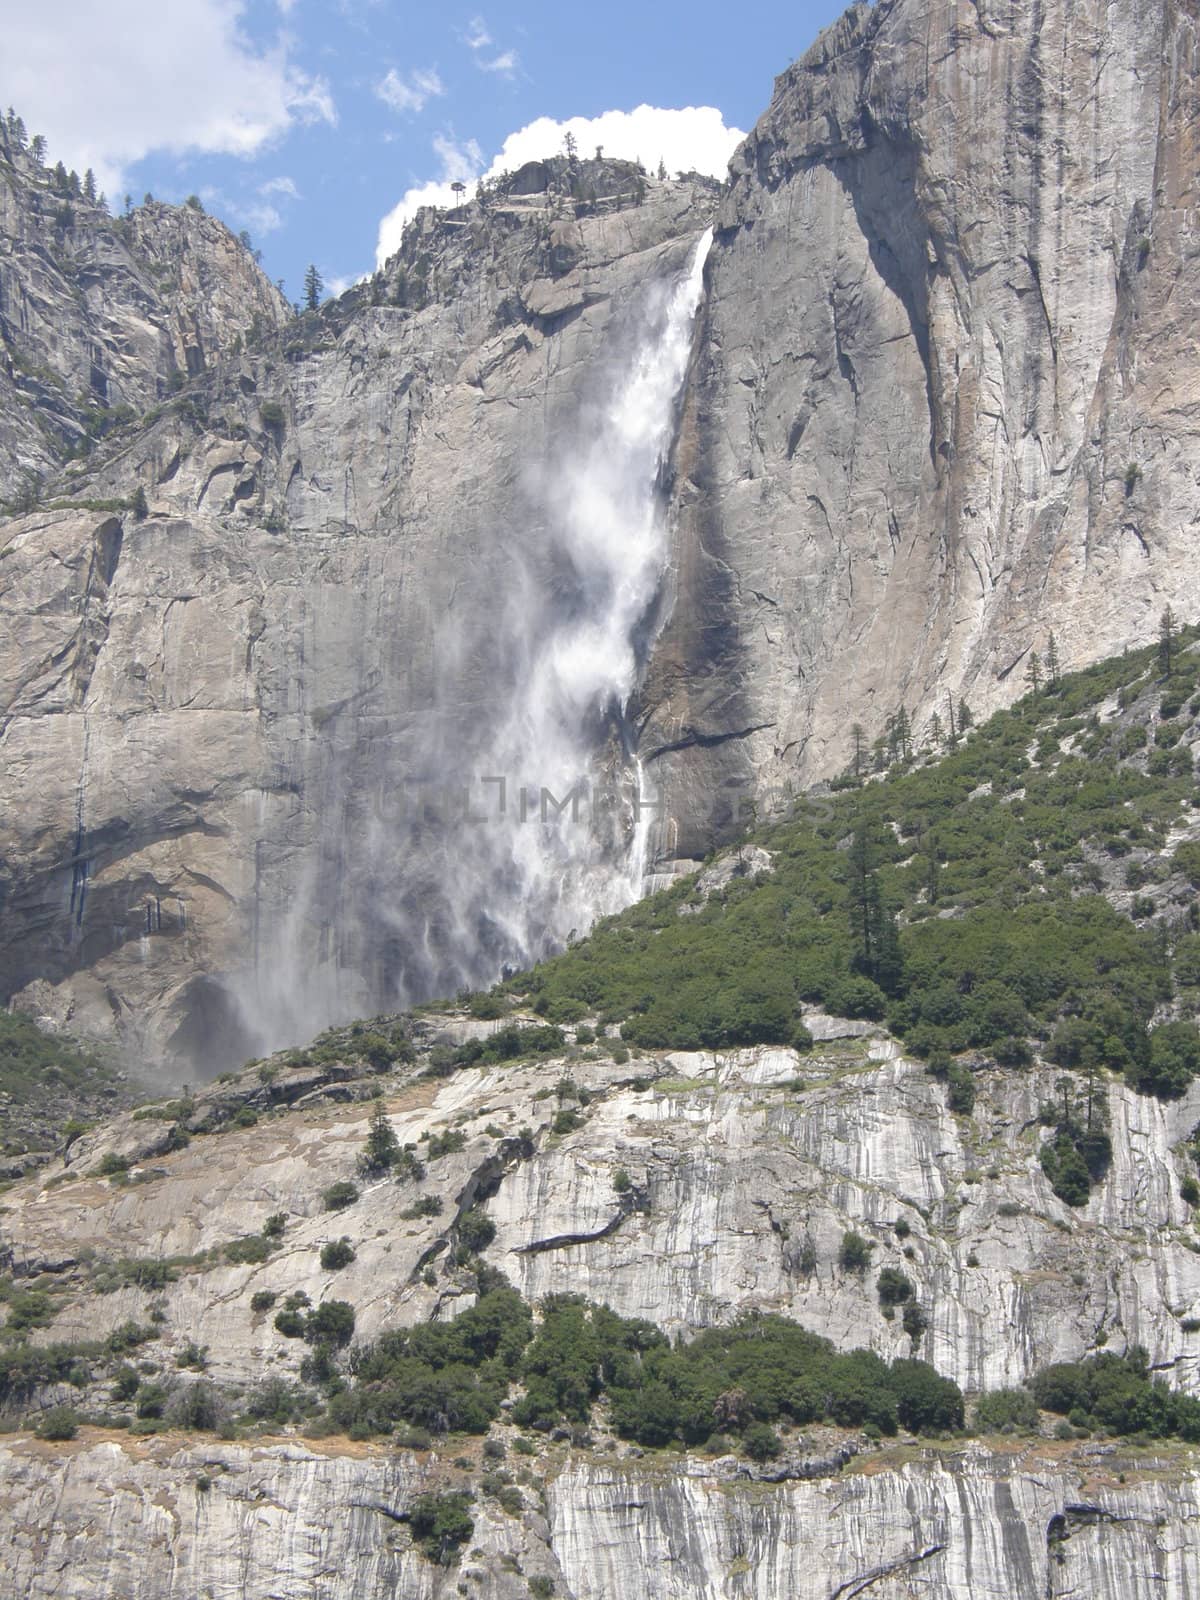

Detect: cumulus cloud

[0,0,335,196]
[375,67,446,116]
[375,104,744,268]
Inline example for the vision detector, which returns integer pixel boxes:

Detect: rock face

[0,168,717,1070]
[642,0,1200,852]
[3,0,1200,1074]
[2,1028,1199,1597]
[1,1434,1197,1600]
[0,123,289,493]
[6,1032,1199,1397]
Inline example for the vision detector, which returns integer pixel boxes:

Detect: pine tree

[895,706,912,763]
[926,835,941,904]
[30,134,46,166]
[657,157,667,181]
[358,1096,400,1176]
[849,723,866,781]
[848,822,875,970]
[927,710,944,751]
[83,168,96,202]
[1045,632,1061,688]
[1025,650,1041,697]
[130,485,148,520]
[1159,605,1177,678]
[303,263,323,312]
[958,701,974,731]
[849,821,904,993]
[563,130,578,163]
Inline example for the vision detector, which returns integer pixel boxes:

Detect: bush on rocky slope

[514,636,1200,1114]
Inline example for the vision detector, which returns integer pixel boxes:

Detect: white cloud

[0,0,335,197]
[375,105,744,268]
[326,271,369,298]
[432,133,485,184]
[479,49,518,76]
[375,66,446,116]
[200,172,299,238]
[461,14,517,76]
[237,200,285,234]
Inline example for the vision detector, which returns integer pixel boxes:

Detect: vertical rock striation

[643,0,1200,848]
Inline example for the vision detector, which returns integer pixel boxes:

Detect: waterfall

[424,226,713,988]
[234,228,712,1058]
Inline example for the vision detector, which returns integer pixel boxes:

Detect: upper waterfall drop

[437,226,714,988]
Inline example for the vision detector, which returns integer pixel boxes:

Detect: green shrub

[135,1383,168,1419]
[876,1268,914,1308]
[320,1239,356,1271]
[1130,1021,1200,1099]
[1040,1135,1092,1207]
[401,1195,444,1220]
[1031,1348,1200,1441]
[244,1376,305,1425]
[973,1387,1040,1434]
[304,1300,355,1347]
[741,1421,781,1461]
[467,991,509,1020]
[322,1181,359,1211]
[901,1303,928,1343]
[1173,840,1200,888]
[225,1234,273,1265]
[35,1405,79,1441]
[838,1231,873,1273]
[426,1130,467,1160]
[457,1209,496,1253]
[111,1365,140,1401]
[5,1290,56,1333]
[890,1358,964,1432]
[407,1490,473,1565]
[262,1213,286,1239]
[168,1382,223,1430]
[249,1290,277,1314]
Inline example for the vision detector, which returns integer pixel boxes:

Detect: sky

[0,0,846,303]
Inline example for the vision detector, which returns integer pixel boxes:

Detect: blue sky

[1,0,845,303]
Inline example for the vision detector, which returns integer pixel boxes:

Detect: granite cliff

[643,0,1200,851]
[3,0,1200,1068]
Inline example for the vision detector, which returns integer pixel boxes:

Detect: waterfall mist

[233,229,712,1059]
